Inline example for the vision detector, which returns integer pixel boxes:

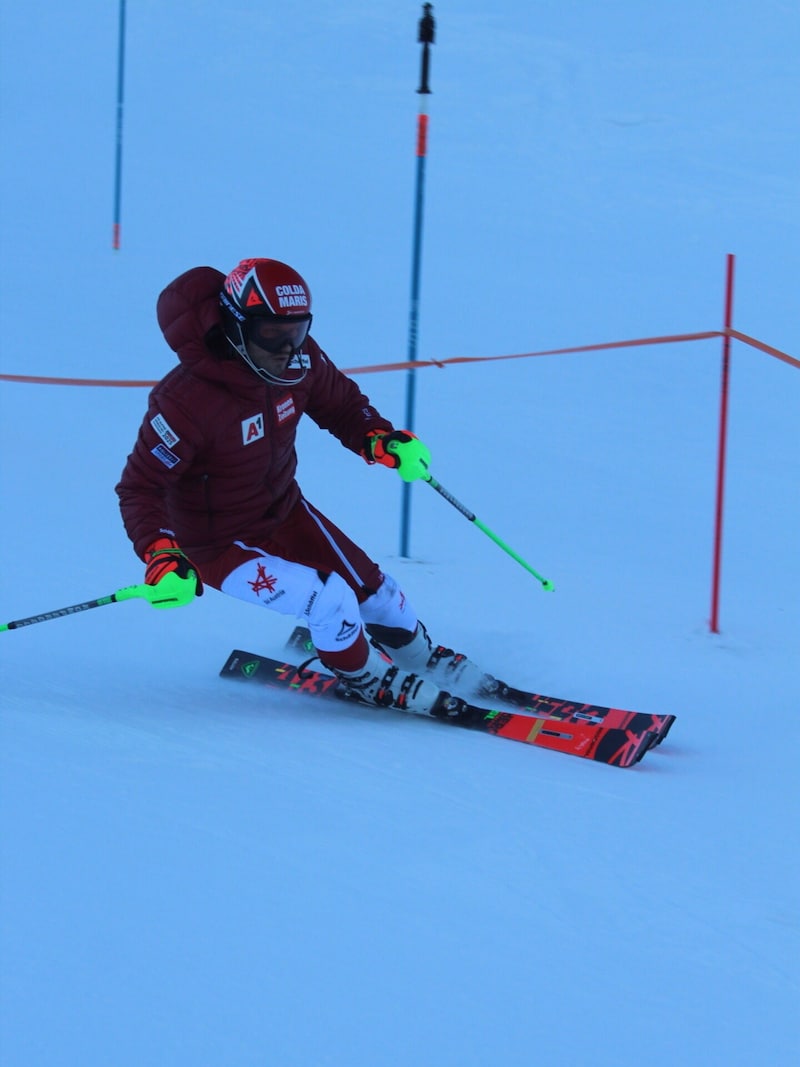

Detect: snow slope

[1,2,798,1065]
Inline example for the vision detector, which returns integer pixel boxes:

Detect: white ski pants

[221,546,417,655]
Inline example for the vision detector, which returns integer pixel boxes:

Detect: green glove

[364,430,431,483]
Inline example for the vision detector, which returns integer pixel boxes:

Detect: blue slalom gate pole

[112,0,126,249]
[400,3,435,558]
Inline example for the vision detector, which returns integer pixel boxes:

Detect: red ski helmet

[220,258,313,385]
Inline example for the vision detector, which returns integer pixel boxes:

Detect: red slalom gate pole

[710,253,735,634]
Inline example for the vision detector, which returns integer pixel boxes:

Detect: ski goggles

[247,314,312,354]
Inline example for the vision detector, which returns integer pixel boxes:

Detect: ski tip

[653,715,677,746]
[642,730,660,757]
[619,730,659,767]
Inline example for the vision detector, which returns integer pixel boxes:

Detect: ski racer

[116,258,492,716]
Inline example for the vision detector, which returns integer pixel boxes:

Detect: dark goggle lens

[248,316,311,353]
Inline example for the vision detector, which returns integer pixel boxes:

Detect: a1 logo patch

[241,413,264,445]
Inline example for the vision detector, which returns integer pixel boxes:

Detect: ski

[285,625,675,745]
[493,679,675,745]
[220,650,657,769]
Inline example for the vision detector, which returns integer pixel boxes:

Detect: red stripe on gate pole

[710,254,736,634]
[416,112,429,156]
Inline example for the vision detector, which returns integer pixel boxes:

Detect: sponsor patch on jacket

[150,412,180,447]
[275,395,296,423]
[151,443,180,468]
[242,413,265,445]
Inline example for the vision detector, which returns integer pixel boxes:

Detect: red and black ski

[285,625,676,745]
[492,681,675,745]
[220,650,657,769]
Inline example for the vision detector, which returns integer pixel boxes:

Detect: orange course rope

[0,328,795,386]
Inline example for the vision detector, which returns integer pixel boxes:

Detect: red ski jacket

[116,266,392,565]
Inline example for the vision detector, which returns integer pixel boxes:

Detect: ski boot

[331,640,446,717]
[367,622,500,699]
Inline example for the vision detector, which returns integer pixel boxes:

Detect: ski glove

[363,430,431,483]
[144,536,203,608]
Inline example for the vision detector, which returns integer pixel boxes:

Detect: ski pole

[425,474,555,591]
[1,574,195,631]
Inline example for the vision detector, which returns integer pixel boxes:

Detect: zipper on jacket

[201,473,213,535]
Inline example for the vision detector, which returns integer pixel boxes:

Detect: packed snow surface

[1,2,798,1064]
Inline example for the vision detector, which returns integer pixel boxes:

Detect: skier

[116,258,492,717]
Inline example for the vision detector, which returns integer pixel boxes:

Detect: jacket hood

[156,266,261,394]
[157,266,226,353]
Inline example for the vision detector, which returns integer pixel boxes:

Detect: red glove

[363,430,431,482]
[144,537,204,596]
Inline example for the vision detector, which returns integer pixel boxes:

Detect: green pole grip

[2,574,199,631]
